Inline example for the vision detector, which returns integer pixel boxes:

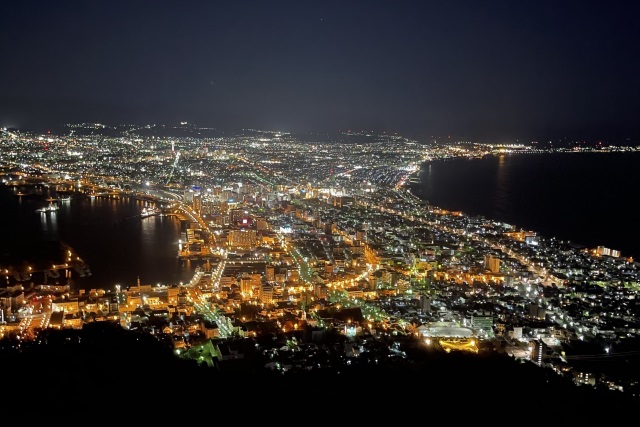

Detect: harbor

[0,264,211,338]
[0,183,200,292]
[1,240,90,288]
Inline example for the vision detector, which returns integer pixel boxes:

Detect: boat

[140,206,160,218]
[36,203,59,213]
[60,196,71,202]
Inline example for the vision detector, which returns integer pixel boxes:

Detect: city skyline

[1,1,639,142]
[3,117,640,412]
[3,2,640,413]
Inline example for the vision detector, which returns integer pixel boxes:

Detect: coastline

[404,151,640,260]
[0,183,192,291]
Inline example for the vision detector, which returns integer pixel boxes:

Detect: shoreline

[0,183,191,292]
[404,151,640,261]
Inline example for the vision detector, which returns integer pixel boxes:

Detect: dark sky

[1,1,639,142]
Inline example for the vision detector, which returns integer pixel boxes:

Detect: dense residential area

[1,124,640,413]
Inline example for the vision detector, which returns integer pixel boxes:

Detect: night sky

[1,1,639,142]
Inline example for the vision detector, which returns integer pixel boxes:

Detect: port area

[0,241,90,289]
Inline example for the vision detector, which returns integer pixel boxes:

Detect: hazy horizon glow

[1,1,639,142]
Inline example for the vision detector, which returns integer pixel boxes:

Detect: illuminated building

[193,192,202,215]
[259,283,273,305]
[240,276,253,296]
[484,255,501,274]
[265,265,275,282]
[470,311,494,334]
[229,208,245,225]
[419,294,431,313]
[228,229,257,248]
[597,246,621,257]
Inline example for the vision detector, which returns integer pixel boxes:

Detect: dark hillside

[2,322,635,420]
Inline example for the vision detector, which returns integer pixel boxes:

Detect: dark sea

[0,185,201,292]
[409,151,640,260]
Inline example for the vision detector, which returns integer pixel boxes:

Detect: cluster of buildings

[1,124,640,392]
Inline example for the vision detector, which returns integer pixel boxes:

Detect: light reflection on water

[1,185,202,291]
[410,152,640,260]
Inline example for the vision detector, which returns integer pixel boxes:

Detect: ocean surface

[0,186,201,292]
[409,151,640,260]
[1,151,639,292]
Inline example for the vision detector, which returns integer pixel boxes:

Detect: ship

[35,203,59,213]
[140,206,160,218]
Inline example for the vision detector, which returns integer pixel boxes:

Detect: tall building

[229,208,245,225]
[193,192,202,216]
[484,255,501,274]
[259,283,273,305]
[419,294,431,313]
[265,265,275,282]
[240,275,253,297]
